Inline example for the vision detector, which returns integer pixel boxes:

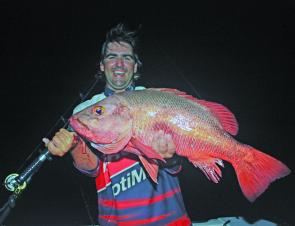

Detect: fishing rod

[0,72,102,225]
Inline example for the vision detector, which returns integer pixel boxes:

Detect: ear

[100,61,105,72]
[133,63,138,73]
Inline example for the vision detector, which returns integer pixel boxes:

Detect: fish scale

[70,88,290,202]
[118,90,218,136]
[118,90,229,158]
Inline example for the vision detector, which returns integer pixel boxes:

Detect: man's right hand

[43,128,78,157]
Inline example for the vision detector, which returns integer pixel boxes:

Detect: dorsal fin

[149,88,239,136]
[148,88,187,95]
[148,88,198,101]
[195,100,238,136]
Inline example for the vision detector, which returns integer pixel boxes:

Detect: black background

[0,1,294,225]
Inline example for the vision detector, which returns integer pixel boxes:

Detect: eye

[123,55,134,62]
[105,54,116,60]
[93,106,105,115]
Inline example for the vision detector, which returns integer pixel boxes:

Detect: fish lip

[70,117,91,139]
[70,117,92,133]
[91,142,104,149]
[76,117,91,130]
[70,116,117,144]
[70,117,93,138]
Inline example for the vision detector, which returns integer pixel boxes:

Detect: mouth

[112,69,126,77]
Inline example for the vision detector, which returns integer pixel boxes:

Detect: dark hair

[100,23,142,65]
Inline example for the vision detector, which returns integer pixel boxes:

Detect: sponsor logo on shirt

[112,166,147,196]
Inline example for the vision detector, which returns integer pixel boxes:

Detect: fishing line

[16,73,102,173]
[62,152,96,225]
[150,36,202,99]
[79,184,95,225]
[5,72,102,225]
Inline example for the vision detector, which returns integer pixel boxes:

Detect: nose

[115,57,124,67]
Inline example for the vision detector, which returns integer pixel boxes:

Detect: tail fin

[232,145,291,202]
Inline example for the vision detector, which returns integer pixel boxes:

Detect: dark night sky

[0,1,294,225]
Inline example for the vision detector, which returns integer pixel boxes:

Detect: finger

[58,131,73,145]
[47,141,62,156]
[42,138,50,147]
[59,128,69,133]
[151,138,158,152]
[61,130,77,145]
[165,134,175,154]
[153,130,160,140]
[158,135,167,154]
[160,134,175,158]
[151,131,160,149]
[60,128,73,137]
[158,130,164,137]
[52,135,63,147]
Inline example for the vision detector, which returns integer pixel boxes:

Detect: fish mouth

[76,117,91,130]
[91,143,104,149]
[69,116,118,144]
[71,116,93,133]
[69,117,96,141]
[69,116,92,139]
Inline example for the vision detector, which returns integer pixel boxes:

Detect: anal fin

[189,154,224,183]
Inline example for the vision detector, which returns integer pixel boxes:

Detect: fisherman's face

[100,42,138,92]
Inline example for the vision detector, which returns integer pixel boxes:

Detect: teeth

[114,71,124,75]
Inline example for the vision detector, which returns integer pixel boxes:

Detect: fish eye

[93,106,105,115]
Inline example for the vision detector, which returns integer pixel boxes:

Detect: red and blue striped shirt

[95,153,191,226]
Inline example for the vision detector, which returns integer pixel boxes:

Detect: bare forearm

[71,140,99,171]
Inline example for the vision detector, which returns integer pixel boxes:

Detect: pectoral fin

[124,137,164,183]
[138,155,159,184]
[130,137,165,161]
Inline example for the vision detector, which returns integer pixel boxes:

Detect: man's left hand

[152,130,176,158]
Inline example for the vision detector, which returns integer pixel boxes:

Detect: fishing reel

[4,173,27,195]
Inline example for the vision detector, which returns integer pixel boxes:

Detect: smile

[113,71,126,78]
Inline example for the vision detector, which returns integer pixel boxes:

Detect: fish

[69,88,291,202]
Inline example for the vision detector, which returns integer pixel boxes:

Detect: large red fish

[69,88,290,202]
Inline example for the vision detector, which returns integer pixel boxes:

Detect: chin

[112,84,129,90]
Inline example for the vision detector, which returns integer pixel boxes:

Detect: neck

[104,83,135,96]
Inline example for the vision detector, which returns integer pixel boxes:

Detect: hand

[152,130,175,158]
[42,128,78,157]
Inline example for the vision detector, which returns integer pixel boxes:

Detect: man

[45,23,191,225]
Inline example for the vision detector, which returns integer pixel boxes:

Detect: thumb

[42,138,50,147]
